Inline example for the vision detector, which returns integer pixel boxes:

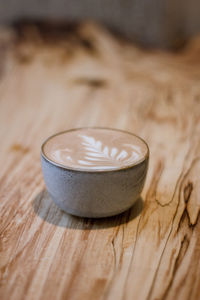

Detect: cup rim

[41,127,149,173]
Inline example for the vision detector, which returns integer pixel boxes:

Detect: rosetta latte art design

[51,134,143,170]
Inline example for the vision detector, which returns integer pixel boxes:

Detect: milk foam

[43,128,148,171]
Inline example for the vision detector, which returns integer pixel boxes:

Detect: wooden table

[1,22,200,300]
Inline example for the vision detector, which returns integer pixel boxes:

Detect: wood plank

[0,22,200,300]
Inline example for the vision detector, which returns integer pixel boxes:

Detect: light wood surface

[0,22,200,300]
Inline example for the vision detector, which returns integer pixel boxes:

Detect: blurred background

[1,0,200,48]
[1,2,200,300]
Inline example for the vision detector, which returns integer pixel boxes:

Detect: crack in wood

[177,157,200,231]
[147,156,200,300]
[161,234,190,300]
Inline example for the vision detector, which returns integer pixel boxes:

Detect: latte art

[52,135,141,170]
[43,128,148,171]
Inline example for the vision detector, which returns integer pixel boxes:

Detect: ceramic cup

[41,128,149,218]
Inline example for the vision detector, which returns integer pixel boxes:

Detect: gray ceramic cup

[41,128,149,218]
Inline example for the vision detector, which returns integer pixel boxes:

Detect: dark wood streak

[177,157,200,231]
[161,235,190,300]
[139,160,164,232]
[73,78,108,88]
[177,182,195,230]
[184,182,193,204]
[147,157,200,300]
[146,165,189,299]
[13,20,99,66]
[155,171,182,208]
[10,143,30,154]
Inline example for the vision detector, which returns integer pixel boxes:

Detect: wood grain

[0,21,200,300]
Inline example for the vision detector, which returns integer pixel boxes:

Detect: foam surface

[43,128,148,171]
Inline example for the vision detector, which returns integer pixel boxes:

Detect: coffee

[43,128,148,171]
